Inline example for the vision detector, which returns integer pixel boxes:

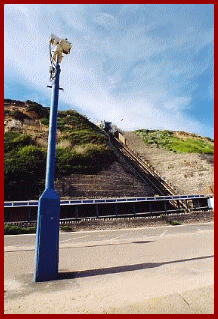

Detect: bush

[55,144,117,176]
[11,110,30,122]
[64,130,107,146]
[40,117,49,126]
[159,214,165,219]
[4,224,36,235]
[9,145,46,178]
[55,147,76,176]
[4,132,35,153]
[60,225,73,232]
[4,145,46,200]
[169,220,181,226]
[57,117,67,131]
[26,102,49,119]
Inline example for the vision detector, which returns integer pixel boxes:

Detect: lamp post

[34,35,71,282]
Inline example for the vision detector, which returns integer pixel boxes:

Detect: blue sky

[4,4,214,138]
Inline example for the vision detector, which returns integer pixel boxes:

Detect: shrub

[4,224,36,235]
[4,132,35,153]
[4,145,46,200]
[60,225,73,232]
[64,130,107,146]
[40,117,49,126]
[169,220,181,226]
[55,147,76,176]
[159,214,165,219]
[26,102,49,119]
[55,144,116,176]
[11,110,30,122]
[57,117,67,132]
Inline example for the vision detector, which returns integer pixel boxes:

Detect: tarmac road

[4,222,214,314]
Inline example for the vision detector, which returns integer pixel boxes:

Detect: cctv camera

[50,34,72,64]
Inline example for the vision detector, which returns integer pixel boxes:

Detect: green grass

[135,129,214,154]
[4,132,35,153]
[61,130,107,146]
[4,99,117,200]
[169,220,181,226]
[4,224,36,235]
[4,144,47,200]
[60,225,73,232]
[40,117,49,126]
[4,224,74,234]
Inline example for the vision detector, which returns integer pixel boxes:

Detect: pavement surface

[4,222,214,314]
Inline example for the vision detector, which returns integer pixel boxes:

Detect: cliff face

[122,131,214,195]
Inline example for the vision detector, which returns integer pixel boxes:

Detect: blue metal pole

[34,56,61,282]
[45,59,60,189]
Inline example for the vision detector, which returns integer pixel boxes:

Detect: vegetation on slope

[4,100,116,200]
[134,129,214,154]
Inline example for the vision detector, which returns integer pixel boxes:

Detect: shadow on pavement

[58,255,214,280]
[4,255,213,302]
[83,240,154,248]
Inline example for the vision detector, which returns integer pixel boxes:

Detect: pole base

[34,188,60,282]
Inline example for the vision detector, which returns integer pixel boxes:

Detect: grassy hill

[123,130,214,196]
[4,99,214,201]
[4,99,116,201]
[134,129,214,154]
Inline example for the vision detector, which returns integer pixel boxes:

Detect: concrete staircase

[55,130,214,199]
[55,161,155,199]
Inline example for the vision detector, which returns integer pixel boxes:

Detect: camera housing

[50,34,72,63]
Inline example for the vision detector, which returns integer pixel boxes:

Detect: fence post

[149,201,152,213]
[177,200,180,212]
[27,207,31,224]
[164,201,167,214]
[115,203,118,218]
[133,202,136,217]
[75,206,78,220]
[96,204,99,218]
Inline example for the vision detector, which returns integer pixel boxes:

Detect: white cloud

[4,4,214,138]
[93,12,119,30]
[164,97,192,111]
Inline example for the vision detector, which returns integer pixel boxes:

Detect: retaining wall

[61,210,214,232]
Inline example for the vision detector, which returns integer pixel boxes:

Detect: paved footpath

[4,223,214,314]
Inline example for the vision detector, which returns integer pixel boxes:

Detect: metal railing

[4,194,212,226]
[4,194,208,207]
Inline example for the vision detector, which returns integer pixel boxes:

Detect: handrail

[4,194,210,208]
